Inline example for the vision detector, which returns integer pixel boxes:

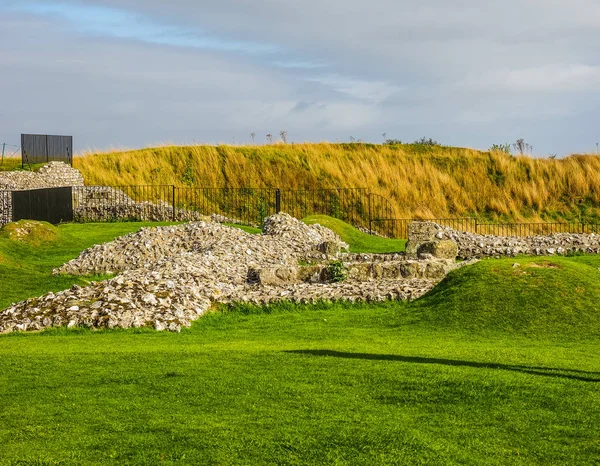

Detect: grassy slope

[75,143,600,222]
[410,255,600,337]
[1,222,600,463]
[0,158,21,172]
[303,214,406,253]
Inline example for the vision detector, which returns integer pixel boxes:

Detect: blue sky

[1,0,599,156]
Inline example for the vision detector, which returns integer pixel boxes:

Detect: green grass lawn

[1,220,600,464]
[303,215,406,253]
[1,302,599,465]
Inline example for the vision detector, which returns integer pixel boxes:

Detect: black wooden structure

[12,187,73,224]
[21,134,73,166]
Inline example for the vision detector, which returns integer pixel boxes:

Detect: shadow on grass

[285,350,600,383]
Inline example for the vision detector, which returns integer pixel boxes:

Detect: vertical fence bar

[368,193,372,234]
[172,185,176,221]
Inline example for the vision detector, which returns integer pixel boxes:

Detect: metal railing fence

[2,184,600,239]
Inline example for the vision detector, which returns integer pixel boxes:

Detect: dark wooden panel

[21,134,73,165]
[11,187,73,224]
[12,190,30,222]
[21,134,47,164]
[47,135,73,164]
[30,189,47,221]
[47,187,73,223]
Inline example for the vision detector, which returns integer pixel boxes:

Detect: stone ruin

[0,162,84,225]
[3,159,599,334]
[409,221,600,259]
[5,214,600,335]
[0,213,466,334]
[0,161,84,191]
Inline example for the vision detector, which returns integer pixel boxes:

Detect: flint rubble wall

[408,221,600,259]
[0,162,84,225]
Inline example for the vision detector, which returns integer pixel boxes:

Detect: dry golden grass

[74,143,600,222]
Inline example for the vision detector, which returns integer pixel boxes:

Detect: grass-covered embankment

[303,214,406,253]
[412,255,600,337]
[76,143,600,222]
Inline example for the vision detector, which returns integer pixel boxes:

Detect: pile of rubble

[0,213,450,334]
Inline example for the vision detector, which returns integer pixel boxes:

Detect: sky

[1,0,599,156]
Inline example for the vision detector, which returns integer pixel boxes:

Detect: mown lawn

[1,220,599,464]
[1,303,599,465]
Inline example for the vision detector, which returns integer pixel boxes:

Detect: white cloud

[460,64,600,93]
[305,75,404,103]
[1,0,599,155]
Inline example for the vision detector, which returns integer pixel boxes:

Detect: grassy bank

[303,214,406,253]
[75,143,600,222]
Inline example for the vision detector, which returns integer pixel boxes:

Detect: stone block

[399,262,420,279]
[424,262,447,279]
[346,263,371,281]
[417,240,458,260]
[317,240,341,256]
[252,266,299,286]
[297,265,324,283]
[408,222,443,243]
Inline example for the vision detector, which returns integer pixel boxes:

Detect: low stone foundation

[251,258,455,286]
[408,221,600,259]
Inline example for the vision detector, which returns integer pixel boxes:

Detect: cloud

[0,0,599,155]
[460,64,600,93]
[8,1,280,54]
[305,75,404,103]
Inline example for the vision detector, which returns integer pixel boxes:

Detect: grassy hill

[409,255,600,338]
[303,214,406,253]
[75,143,600,222]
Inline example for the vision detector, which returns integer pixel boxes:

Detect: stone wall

[0,190,10,225]
[0,162,84,190]
[408,221,600,259]
[0,162,84,225]
[405,222,458,260]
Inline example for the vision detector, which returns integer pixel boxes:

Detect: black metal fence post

[368,192,372,234]
[275,189,281,213]
[172,185,176,221]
